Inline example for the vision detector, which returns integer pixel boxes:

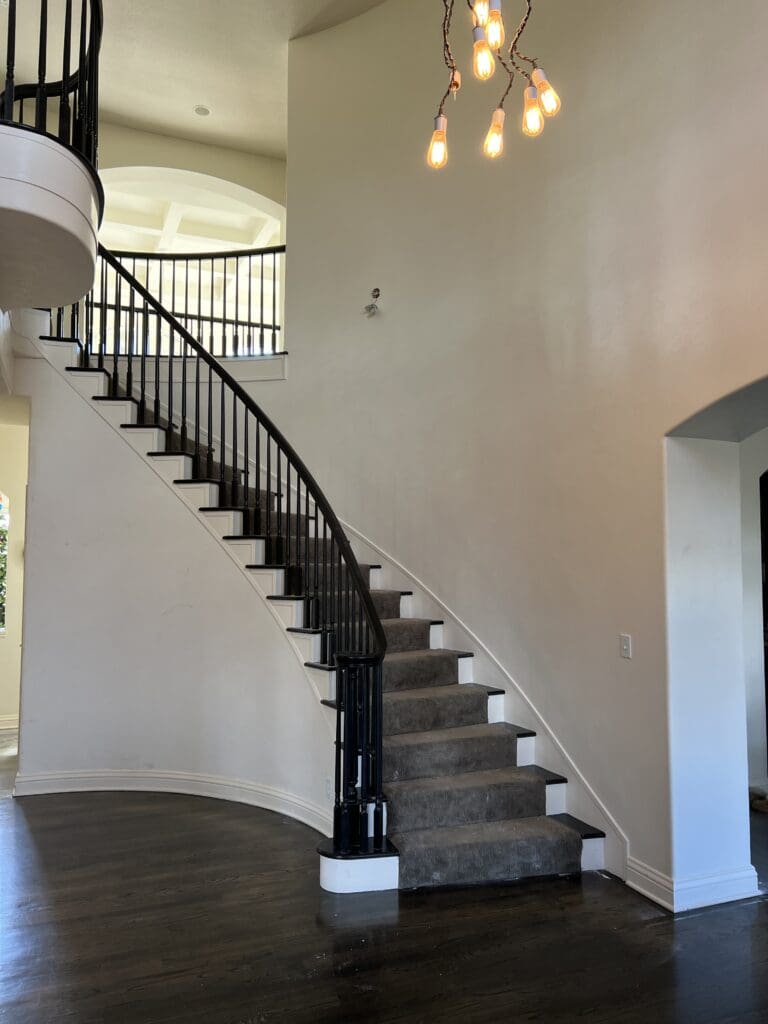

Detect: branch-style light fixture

[427,0,562,168]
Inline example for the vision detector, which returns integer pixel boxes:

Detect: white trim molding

[627,856,759,913]
[0,714,19,730]
[13,769,333,837]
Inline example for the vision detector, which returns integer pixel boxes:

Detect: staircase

[41,244,605,892]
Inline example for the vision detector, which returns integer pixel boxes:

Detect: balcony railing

[1,0,103,190]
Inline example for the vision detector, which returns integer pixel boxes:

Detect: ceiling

[96,0,387,158]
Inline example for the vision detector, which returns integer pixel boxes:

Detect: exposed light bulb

[472,26,495,81]
[427,115,448,169]
[486,0,505,49]
[531,67,561,117]
[472,0,490,27]
[522,85,544,137]
[483,108,505,159]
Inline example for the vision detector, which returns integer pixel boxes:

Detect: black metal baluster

[126,260,135,396]
[259,254,265,354]
[3,0,16,122]
[35,0,47,131]
[234,257,240,356]
[255,416,261,533]
[154,267,162,422]
[139,296,148,422]
[58,0,72,143]
[247,255,253,355]
[206,362,213,476]
[222,257,227,357]
[194,352,201,475]
[73,0,86,150]
[181,260,188,448]
[231,393,238,507]
[243,412,249,523]
[272,250,277,353]
[210,258,215,357]
[112,271,121,393]
[219,363,226,496]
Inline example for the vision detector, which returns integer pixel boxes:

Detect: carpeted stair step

[392,815,583,889]
[384,765,555,833]
[382,618,440,653]
[383,684,489,736]
[383,649,472,692]
[383,722,524,782]
[371,589,408,619]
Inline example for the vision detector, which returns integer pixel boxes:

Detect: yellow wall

[0,398,30,727]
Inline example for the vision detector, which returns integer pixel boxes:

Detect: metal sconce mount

[364,288,381,317]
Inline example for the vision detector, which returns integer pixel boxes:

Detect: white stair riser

[247,566,282,593]
[369,567,383,589]
[289,631,322,663]
[517,735,535,766]
[307,666,336,701]
[545,783,567,815]
[121,427,166,453]
[226,538,267,567]
[429,623,443,649]
[487,693,504,723]
[175,482,219,509]
[270,598,304,629]
[148,454,193,482]
[458,657,474,684]
[399,594,413,617]
[581,837,604,871]
[95,401,137,428]
[66,371,109,398]
[38,339,79,371]
[200,509,243,537]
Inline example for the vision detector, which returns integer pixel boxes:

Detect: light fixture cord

[508,0,536,82]
[437,0,457,116]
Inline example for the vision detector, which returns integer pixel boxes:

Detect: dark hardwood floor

[2,791,768,1024]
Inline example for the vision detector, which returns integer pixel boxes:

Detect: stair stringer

[13,324,336,836]
[336,523,629,879]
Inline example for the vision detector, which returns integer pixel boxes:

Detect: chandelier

[428,0,561,169]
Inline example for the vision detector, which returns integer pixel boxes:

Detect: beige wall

[0,398,30,727]
[99,122,286,206]
[253,0,768,890]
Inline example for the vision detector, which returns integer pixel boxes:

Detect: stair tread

[385,765,565,796]
[384,648,472,664]
[381,617,443,626]
[384,684,493,704]
[549,812,606,839]
[385,722,534,749]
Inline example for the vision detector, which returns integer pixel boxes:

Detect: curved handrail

[112,244,286,263]
[97,244,386,665]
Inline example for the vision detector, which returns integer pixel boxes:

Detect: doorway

[0,396,30,798]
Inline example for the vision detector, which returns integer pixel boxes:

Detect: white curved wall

[13,348,333,833]
[0,126,99,310]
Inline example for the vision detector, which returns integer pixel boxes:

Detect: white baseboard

[0,714,19,730]
[13,768,333,837]
[627,855,759,912]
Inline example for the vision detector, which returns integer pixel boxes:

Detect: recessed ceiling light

[194,105,211,117]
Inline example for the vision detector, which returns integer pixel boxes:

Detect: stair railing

[62,244,387,856]
[110,247,286,358]
[1,0,103,193]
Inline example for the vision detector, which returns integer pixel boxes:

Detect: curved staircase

[40,244,605,892]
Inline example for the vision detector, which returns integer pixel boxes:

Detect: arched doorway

[664,376,768,906]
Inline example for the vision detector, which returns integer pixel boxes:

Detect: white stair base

[319,851,399,894]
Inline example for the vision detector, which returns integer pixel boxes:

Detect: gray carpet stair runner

[369,589,601,889]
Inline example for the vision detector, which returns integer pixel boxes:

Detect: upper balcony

[0,0,103,311]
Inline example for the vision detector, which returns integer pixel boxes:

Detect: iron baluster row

[55,245,385,859]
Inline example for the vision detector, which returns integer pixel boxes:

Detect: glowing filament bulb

[472,0,490,26]
[522,85,544,137]
[486,0,505,49]
[483,107,505,159]
[427,115,448,169]
[472,26,495,81]
[531,67,561,117]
